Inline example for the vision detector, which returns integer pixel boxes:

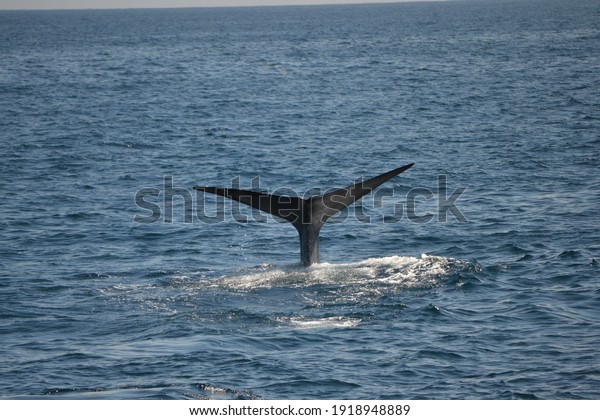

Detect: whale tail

[194,163,414,266]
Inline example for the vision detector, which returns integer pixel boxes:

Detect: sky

[0,0,441,11]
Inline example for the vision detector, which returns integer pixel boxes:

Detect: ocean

[1,0,599,399]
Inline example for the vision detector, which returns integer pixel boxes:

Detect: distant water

[1,0,599,399]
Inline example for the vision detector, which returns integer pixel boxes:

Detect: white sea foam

[277,316,361,329]
[213,254,457,291]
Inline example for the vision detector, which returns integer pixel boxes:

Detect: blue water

[1,0,599,399]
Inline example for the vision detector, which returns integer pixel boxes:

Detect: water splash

[213,254,459,291]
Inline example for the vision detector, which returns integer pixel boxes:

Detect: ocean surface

[1,0,599,399]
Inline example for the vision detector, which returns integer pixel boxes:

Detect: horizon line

[0,0,447,12]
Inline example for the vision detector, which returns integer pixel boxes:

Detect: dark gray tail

[194,163,414,266]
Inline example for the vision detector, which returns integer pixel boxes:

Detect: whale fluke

[194,163,414,266]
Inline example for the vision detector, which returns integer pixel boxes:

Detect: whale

[194,163,414,266]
